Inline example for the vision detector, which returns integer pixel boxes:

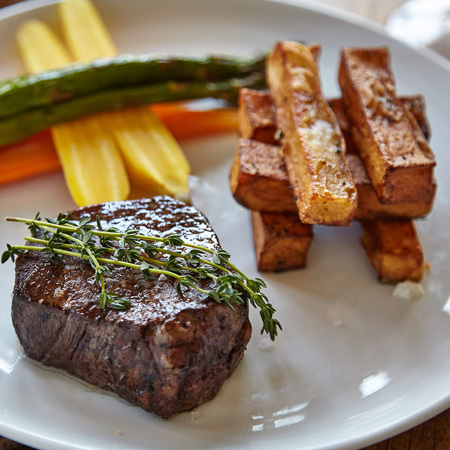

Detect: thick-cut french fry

[230,138,297,213]
[238,88,358,150]
[236,48,434,279]
[338,47,436,204]
[237,48,322,146]
[16,20,130,206]
[267,41,357,226]
[360,219,425,283]
[251,211,313,272]
[238,89,278,144]
[348,154,436,220]
[230,138,436,219]
[232,88,436,219]
[238,89,432,158]
[59,0,190,198]
[400,95,431,141]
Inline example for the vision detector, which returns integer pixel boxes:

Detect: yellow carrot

[59,0,116,61]
[59,0,191,198]
[16,20,130,206]
[16,20,71,73]
[0,106,238,187]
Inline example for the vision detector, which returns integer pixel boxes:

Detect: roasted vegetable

[59,0,116,62]
[252,211,314,272]
[230,138,297,213]
[339,47,436,204]
[17,20,130,206]
[360,219,425,283]
[58,0,190,199]
[0,0,266,148]
[0,104,238,186]
[232,88,436,219]
[0,53,265,121]
[267,41,357,226]
[0,131,60,185]
[0,73,264,147]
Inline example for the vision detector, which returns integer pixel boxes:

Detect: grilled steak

[12,196,251,419]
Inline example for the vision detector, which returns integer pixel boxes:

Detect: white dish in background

[1,1,450,449]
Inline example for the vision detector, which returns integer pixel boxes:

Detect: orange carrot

[0,130,60,185]
[0,105,238,186]
[155,105,238,139]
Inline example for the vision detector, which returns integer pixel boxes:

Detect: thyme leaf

[3,214,281,340]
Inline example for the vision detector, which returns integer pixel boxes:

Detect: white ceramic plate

[1,0,450,449]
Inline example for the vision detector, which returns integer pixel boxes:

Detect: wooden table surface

[0,0,449,449]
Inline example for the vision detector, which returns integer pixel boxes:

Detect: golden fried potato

[339,47,436,204]
[252,211,314,271]
[267,41,357,226]
[238,88,278,144]
[349,154,436,219]
[360,219,425,282]
[234,46,434,278]
[230,138,297,213]
[401,95,431,141]
[238,89,431,151]
[231,138,435,219]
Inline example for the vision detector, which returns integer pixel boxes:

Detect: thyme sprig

[3,213,281,340]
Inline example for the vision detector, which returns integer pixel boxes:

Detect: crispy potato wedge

[238,88,278,144]
[401,95,431,141]
[231,138,436,219]
[235,47,434,278]
[238,89,431,153]
[339,47,436,204]
[234,88,435,218]
[230,138,297,213]
[326,97,356,152]
[360,219,425,282]
[349,154,436,219]
[267,41,357,226]
[251,211,314,271]
[238,44,321,145]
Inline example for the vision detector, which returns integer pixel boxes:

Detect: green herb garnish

[3,213,281,340]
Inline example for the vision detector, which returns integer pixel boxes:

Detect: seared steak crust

[12,196,251,418]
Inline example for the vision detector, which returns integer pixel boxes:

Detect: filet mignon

[12,196,251,419]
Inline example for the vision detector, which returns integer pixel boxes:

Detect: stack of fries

[230,41,436,283]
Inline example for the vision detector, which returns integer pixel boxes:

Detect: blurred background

[313,0,450,59]
[3,0,450,59]
[297,0,450,61]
